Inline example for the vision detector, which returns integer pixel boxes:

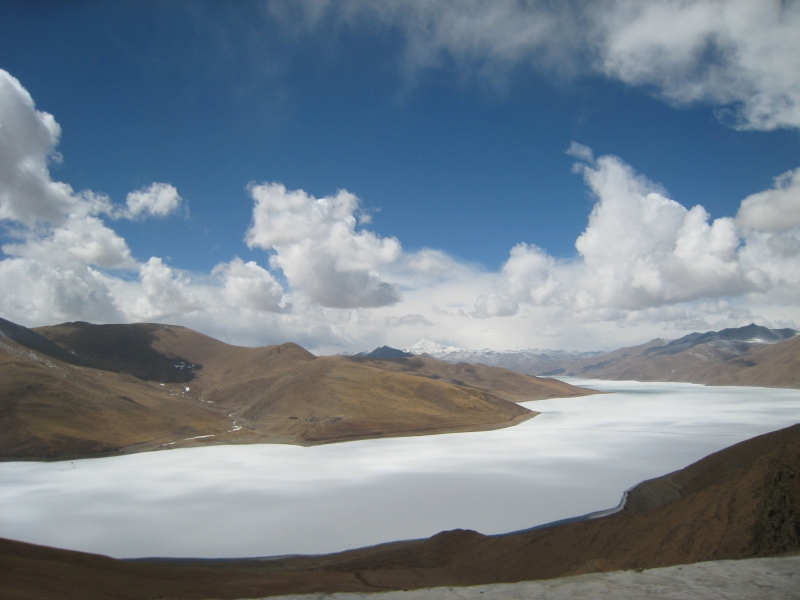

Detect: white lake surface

[1,379,798,559]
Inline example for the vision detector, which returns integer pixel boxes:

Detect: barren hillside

[1,319,594,460]
[540,324,799,388]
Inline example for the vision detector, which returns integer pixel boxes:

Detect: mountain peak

[357,346,415,359]
[404,339,466,356]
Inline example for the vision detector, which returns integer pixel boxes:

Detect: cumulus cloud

[500,243,560,306]
[2,214,135,270]
[213,257,287,313]
[281,0,800,130]
[483,145,799,321]
[125,183,183,219]
[0,68,138,325]
[130,257,201,320]
[736,168,800,232]
[0,70,74,225]
[0,257,123,325]
[0,69,199,326]
[245,182,402,308]
[571,153,752,309]
[0,68,187,281]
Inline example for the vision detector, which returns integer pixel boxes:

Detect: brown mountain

[539,324,800,388]
[346,353,588,402]
[1,319,594,460]
[2,423,798,599]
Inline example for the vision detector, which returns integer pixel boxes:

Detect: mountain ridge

[403,324,799,388]
[1,318,595,461]
[541,324,800,387]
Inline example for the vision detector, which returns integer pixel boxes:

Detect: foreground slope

[542,324,800,388]
[2,319,593,460]
[2,423,798,599]
[0,324,232,460]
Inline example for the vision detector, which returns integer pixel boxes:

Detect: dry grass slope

[549,334,800,388]
[1,320,594,460]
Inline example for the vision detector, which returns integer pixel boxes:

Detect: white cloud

[0,70,208,327]
[0,69,184,277]
[283,0,800,131]
[386,314,436,327]
[0,258,123,326]
[0,70,74,226]
[1,69,797,353]
[500,243,561,306]
[736,168,800,232]
[485,146,799,324]
[2,214,135,269]
[213,257,286,313]
[472,293,518,319]
[131,257,201,320]
[566,142,594,163]
[125,183,183,219]
[403,248,462,278]
[245,182,402,308]
[571,153,752,309]
[592,0,800,131]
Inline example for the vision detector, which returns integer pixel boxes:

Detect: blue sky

[1,1,799,352]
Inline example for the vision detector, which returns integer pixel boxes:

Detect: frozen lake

[1,380,798,559]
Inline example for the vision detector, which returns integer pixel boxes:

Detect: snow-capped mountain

[402,339,600,376]
[403,339,466,356]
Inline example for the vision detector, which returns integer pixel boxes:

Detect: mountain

[356,345,415,359]
[405,325,800,388]
[1,319,594,460]
[404,339,600,376]
[3,423,798,599]
[539,324,800,388]
[643,324,796,356]
[0,317,92,368]
[346,353,587,402]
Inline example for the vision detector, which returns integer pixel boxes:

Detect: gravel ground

[241,555,800,600]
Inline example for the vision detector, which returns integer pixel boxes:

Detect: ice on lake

[1,379,798,559]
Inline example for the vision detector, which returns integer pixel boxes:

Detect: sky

[0,0,799,353]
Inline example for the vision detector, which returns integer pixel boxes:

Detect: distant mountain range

[0,318,592,461]
[400,324,799,388]
[536,324,799,387]
[402,339,601,376]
